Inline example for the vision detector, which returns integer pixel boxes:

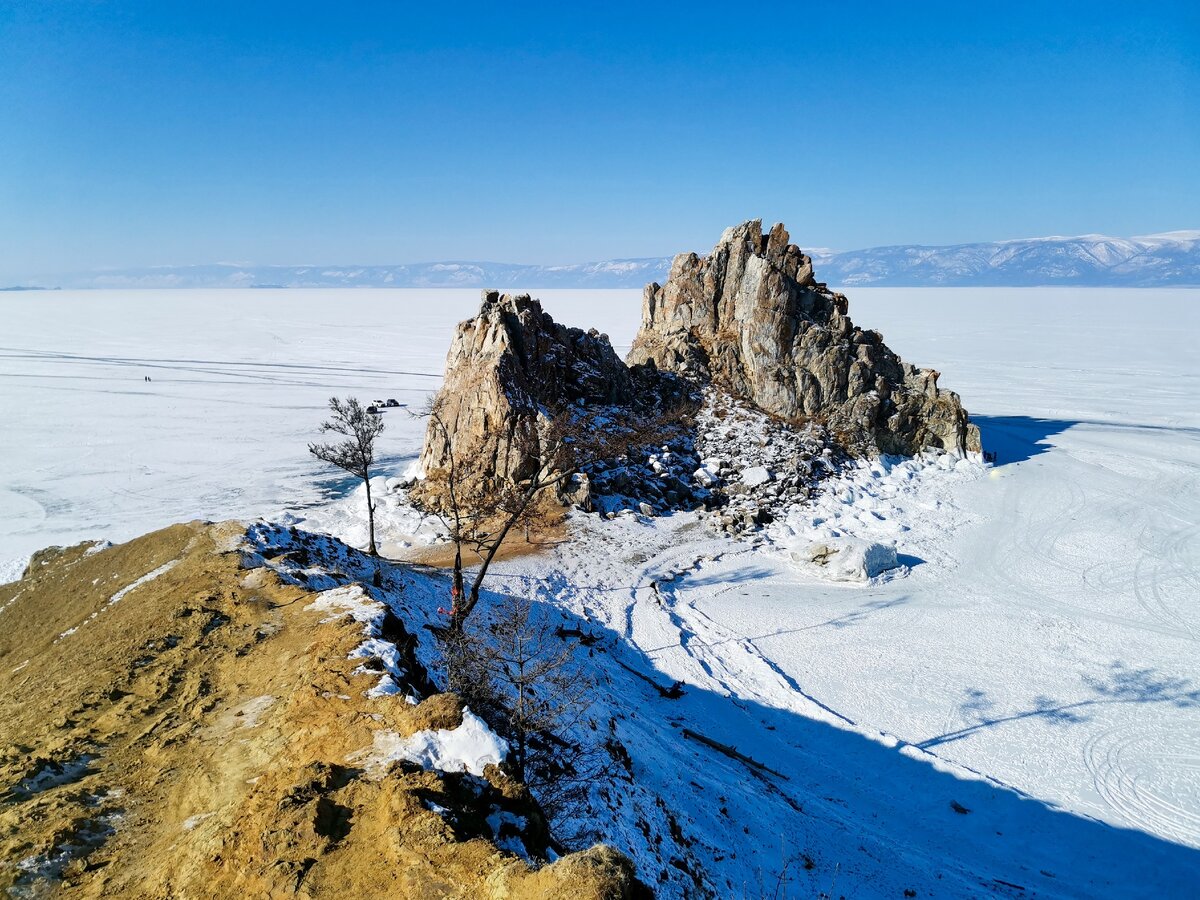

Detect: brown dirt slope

[0,521,648,899]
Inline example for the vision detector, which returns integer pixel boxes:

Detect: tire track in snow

[639,544,861,728]
[985,452,1198,642]
[1084,719,1200,849]
[1132,520,1199,641]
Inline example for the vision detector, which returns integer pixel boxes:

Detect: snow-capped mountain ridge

[29,231,1200,288]
[809,230,1200,286]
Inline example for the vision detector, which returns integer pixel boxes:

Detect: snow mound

[789,538,899,582]
[769,451,985,578]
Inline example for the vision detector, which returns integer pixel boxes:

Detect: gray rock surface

[628,220,981,456]
[416,290,634,491]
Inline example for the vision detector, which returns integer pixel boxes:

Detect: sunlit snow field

[2,287,1198,884]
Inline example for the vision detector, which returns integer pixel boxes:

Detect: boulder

[628,220,981,456]
[790,539,900,581]
[563,472,594,512]
[740,466,772,487]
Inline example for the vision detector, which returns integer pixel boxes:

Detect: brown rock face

[417,290,635,490]
[628,220,981,455]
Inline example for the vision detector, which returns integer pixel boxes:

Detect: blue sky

[1,1,1197,280]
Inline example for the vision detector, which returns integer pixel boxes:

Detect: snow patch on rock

[244,522,440,702]
[740,466,772,488]
[358,710,508,777]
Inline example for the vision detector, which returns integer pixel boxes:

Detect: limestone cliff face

[417,290,634,491]
[628,221,981,455]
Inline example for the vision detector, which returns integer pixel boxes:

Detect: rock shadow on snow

[663,564,778,592]
[970,415,1078,465]
[918,661,1200,750]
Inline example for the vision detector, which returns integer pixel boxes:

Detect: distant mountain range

[809,230,1200,287]
[23,231,1200,289]
[38,259,676,291]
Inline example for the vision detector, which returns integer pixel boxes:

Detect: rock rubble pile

[691,390,839,537]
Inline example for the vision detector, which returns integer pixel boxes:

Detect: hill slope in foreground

[0,521,646,899]
[3,515,1198,898]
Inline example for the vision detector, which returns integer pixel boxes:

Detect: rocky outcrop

[416,290,636,494]
[414,224,981,527]
[628,220,981,456]
[414,290,703,516]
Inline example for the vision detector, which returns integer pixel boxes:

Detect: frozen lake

[1,286,1198,885]
[3,287,1195,572]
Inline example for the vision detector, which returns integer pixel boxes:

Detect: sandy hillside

[0,521,647,899]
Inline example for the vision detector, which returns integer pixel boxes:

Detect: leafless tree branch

[309,396,385,555]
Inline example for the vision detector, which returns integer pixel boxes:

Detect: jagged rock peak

[628,220,981,455]
[416,290,634,491]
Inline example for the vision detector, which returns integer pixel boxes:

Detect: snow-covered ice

[0,289,635,575]
[2,286,1198,895]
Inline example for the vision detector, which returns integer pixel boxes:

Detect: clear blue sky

[1,1,1197,280]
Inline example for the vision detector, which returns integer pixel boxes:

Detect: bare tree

[422,402,584,631]
[418,393,696,631]
[309,396,385,556]
[493,594,592,780]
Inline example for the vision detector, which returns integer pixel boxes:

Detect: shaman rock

[628,220,981,455]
